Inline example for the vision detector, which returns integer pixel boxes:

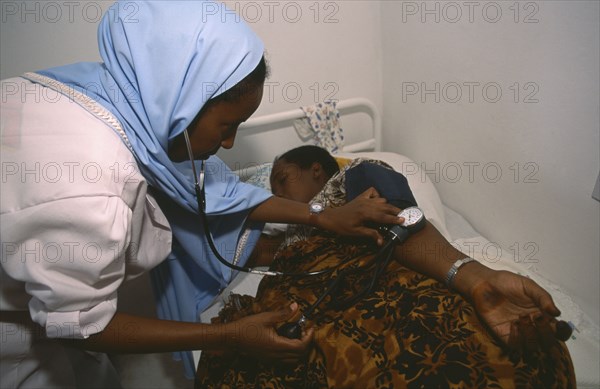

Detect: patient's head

[270,145,340,202]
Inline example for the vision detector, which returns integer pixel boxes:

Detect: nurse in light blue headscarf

[7,0,404,385]
[33,1,274,377]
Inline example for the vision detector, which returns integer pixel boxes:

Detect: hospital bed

[199,97,600,388]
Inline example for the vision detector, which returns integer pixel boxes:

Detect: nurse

[0,1,402,387]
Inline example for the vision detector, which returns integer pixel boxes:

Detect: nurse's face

[169,86,263,161]
[270,159,327,203]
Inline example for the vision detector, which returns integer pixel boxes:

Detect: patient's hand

[462,267,572,351]
[220,302,314,363]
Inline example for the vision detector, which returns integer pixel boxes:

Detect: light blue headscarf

[28,0,272,378]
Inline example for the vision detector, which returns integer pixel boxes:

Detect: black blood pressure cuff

[345,162,417,209]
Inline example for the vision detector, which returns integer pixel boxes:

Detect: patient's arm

[394,221,571,350]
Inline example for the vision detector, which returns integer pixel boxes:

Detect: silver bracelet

[444,257,477,289]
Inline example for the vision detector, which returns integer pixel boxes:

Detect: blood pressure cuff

[345,162,417,209]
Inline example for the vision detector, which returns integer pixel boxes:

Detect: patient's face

[270,160,325,203]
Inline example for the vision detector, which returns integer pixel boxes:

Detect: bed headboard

[216,97,382,171]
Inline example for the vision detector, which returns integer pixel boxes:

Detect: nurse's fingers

[358,187,381,199]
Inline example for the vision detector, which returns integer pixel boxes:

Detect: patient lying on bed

[196,146,576,388]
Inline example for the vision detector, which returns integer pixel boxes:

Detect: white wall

[381,0,600,324]
[216,1,383,165]
[0,1,101,77]
[0,1,382,108]
[221,1,383,115]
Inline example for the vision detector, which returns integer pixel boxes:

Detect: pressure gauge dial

[383,206,426,244]
[398,206,425,229]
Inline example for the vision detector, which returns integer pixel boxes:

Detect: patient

[196,146,576,388]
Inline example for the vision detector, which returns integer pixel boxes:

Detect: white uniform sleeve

[1,196,132,339]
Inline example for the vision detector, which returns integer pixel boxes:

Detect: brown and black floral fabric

[196,233,575,388]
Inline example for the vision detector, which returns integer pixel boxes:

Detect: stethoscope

[183,128,426,338]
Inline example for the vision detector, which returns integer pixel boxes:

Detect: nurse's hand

[317,187,403,245]
[221,302,314,363]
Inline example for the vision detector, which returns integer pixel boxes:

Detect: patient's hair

[274,145,340,179]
